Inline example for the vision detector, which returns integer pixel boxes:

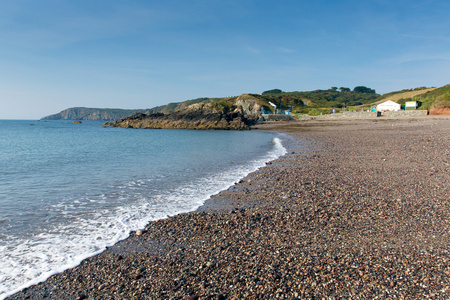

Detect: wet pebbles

[8,117,450,299]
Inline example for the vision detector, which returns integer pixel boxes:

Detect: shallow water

[0,120,287,299]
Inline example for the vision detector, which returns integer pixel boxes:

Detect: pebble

[7,117,450,300]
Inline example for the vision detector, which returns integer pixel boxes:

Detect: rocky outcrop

[234,95,264,120]
[105,102,256,130]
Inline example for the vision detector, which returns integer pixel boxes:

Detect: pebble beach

[8,116,450,300]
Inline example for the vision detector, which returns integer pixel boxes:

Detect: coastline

[7,116,450,299]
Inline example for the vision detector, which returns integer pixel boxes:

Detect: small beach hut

[376,100,401,112]
[405,101,418,110]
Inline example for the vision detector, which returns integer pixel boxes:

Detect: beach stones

[8,118,450,300]
[75,293,87,300]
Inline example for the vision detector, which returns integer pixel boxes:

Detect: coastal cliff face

[105,98,262,130]
[234,95,264,119]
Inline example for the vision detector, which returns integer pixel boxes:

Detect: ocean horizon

[0,120,288,299]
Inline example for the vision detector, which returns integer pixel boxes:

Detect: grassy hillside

[352,87,437,110]
[406,84,450,110]
[355,85,449,111]
[375,87,437,104]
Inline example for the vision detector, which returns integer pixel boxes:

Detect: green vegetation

[379,87,430,100]
[353,86,376,94]
[43,84,449,121]
[256,94,304,110]
[209,100,234,112]
[391,85,450,111]
[260,86,379,110]
[146,97,220,114]
[262,89,283,95]
[400,84,450,110]
[141,85,382,117]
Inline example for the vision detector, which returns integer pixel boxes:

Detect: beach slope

[8,116,450,299]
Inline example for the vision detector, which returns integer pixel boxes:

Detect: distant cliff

[42,107,148,121]
[105,96,265,130]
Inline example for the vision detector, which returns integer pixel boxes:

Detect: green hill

[405,84,450,110]
[259,86,379,115]
[374,87,435,104]
[42,84,450,121]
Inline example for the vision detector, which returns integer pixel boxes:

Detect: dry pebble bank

[8,116,450,300]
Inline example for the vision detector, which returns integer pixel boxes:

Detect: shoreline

[8,116,450,299]
[1,128,289,300]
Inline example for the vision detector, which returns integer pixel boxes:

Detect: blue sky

[1,0,450,119]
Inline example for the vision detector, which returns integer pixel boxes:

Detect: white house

[376,100,401,112]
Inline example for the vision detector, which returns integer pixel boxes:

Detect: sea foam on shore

[1,121,287,299]
[8,117,450,299]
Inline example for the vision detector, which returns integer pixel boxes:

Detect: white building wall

[376,100,401,112]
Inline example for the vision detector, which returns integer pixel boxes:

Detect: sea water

[0,120,287,299]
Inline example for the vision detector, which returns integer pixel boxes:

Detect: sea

[0,119,288,299]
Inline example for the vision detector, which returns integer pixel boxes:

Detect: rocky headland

[104,97,265,130]
[42,107,149,121]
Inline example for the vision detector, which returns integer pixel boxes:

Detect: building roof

[377,100,400,106]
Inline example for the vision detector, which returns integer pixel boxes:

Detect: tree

[330,87,338,91]
[340,87,351,93]
[353,86,376,94]
[262,89,283,95]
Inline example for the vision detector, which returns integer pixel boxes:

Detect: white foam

[0,137,286,300]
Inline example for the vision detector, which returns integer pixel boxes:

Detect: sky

[1,0,450,119]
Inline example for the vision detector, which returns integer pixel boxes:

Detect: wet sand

[8,116,450,299]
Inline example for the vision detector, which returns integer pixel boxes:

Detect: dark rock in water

[73,120,82,124]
